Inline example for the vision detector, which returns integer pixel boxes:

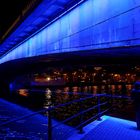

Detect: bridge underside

[0,0,140,65]
[0,45,140,78]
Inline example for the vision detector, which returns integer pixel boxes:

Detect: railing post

[48,109,52,140]
[97,95,102,121]
[78,98,84,134]
[109,92,113,113]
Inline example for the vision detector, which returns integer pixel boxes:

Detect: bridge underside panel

[0,0,140,64]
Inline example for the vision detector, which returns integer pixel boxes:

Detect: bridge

[0,0,140,65]
[0,0,139,85]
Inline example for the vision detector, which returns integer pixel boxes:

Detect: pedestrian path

[0,98,75,139]
[69,115,140,140]
[0,98,139,140]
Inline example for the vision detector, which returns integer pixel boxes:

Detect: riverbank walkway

[0,98,139,140]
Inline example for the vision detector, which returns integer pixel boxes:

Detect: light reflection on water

[57,84,132,95]
[15,84,134,123]
[42,84,132,109]
[44,88,52,109]
[17,84,133,110]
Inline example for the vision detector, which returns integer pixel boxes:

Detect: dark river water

[7,84,134,123]
[15,84,132,109]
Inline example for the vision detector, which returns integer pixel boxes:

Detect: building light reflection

[18,89,29,97]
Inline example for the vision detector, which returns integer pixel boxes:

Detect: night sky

[0,0,31,37]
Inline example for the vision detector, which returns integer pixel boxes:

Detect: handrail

[0,93,105,127]
[109,95,131,99]
[76,108,109,129]
[0,93,130,140]
[49,93,106,110]
[0,107,46,127]
[52,101,108,129]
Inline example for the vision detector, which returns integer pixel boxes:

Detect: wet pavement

[0,98,75,140]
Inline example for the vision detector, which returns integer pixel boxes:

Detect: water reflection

[18,89,29,97]
[63,84,131,95]
[44,88,52,109]
[43,84,132,108]
[14,83,135,123]
[17,84,133,111]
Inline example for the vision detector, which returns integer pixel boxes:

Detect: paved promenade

[0,98,75,139]
[0,98,139,140]
[69,116,140,140]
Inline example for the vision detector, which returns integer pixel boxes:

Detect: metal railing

[0,93,131,140]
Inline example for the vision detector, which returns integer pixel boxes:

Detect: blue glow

[0,0,140,63]
[69,115,138,140]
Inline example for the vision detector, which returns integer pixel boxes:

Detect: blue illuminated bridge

[0,0,140,139]
[0,0,140,66]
